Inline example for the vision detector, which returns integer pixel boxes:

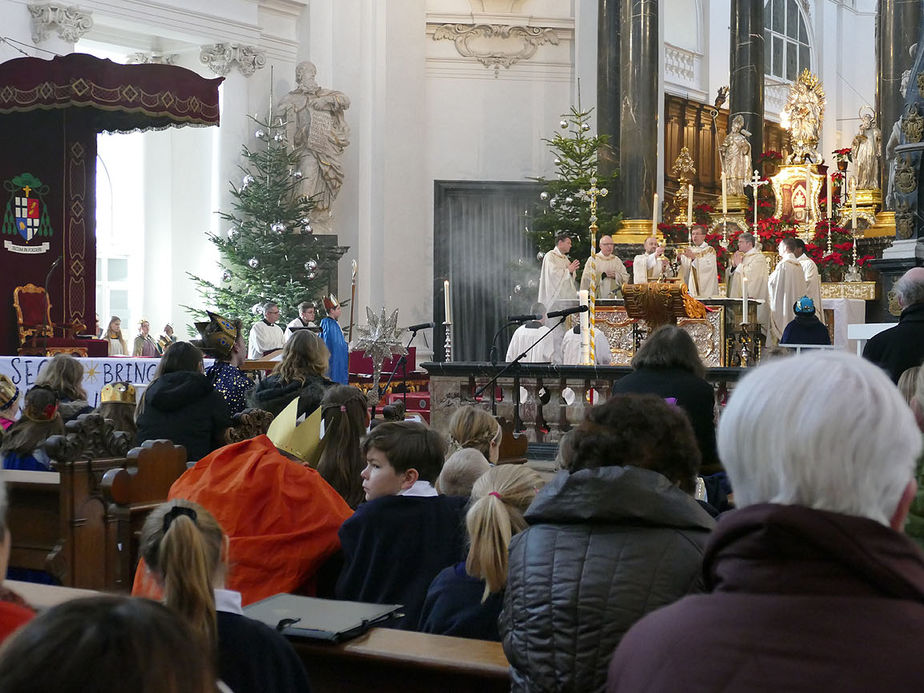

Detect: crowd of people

[0,269,922,691]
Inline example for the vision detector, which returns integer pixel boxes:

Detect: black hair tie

[162,505,197,534]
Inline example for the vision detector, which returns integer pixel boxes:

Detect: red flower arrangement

[833,147,853,163]
[758,150,784,163]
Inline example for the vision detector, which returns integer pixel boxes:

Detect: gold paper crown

[193,311,240,358]
[266,397,327,466]
[323,294,340,311]
[0,375,19,411]
[101,381,136,404]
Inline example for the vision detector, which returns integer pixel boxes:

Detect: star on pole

[354,306,407,405]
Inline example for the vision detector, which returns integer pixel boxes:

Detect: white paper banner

[0,356,211,409]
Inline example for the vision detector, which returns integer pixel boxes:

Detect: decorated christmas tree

[188,115,345,337]
[526,105,621,268]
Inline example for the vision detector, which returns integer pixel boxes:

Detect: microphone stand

[474,316,567,416]
[371,327,425,422]
[489,321,520,365]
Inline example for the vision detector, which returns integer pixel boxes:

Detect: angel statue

[851,107,882,190]
[782,70,825,164]
[720,115,752,196]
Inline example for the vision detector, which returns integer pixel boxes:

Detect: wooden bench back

[101,440,188,590]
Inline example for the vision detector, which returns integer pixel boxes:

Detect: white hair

[436,448,491,497]
[718,351,921,526]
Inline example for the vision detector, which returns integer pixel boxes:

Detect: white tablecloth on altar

[0,356,212,409]
[822,298,866,352]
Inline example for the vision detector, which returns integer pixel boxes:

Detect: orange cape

[133,435,352,605]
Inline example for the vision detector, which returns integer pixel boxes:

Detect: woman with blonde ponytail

[418,465,544,640]
[139,500,310,693]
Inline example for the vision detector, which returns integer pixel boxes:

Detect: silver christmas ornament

[303,223,313,234]
[537,251,545,261]
[554,158,562,165]
[306,271,317,280]
[227,228,238,240]
[304,259,318,272]
[549,197,558,208]
[270,222,286,234]
[565,196,573,204]
[248,257,259,269]
[513,284,522,294]
[221,270,232,282]
[539,191,549,201]
[273,133,285,142]
[241,174,254,188]
[252,303,262,315]
[581,123,591,131]
[254,129,266,139]
[559,120,568,129]
[293,171,303,179]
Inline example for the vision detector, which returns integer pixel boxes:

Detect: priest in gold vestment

[680,226,718,298]
[581,235,629,298]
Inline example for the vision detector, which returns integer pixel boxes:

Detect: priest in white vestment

[727,232,770,329]
[538,233,579,309]
[505,303,555,363]
[768,240,809,344]
[632,237,672,284]
[680,226,719,298]
[794,238,825,325]
[580,235,628,298]
[248,301,285,358]
[557,325,613,365]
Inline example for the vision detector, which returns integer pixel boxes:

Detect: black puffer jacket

[500,466,715,693]
[136,371,231,461]
[247,374,331,417]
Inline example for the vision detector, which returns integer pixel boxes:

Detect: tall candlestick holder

[443,321,453,361]
[844,228,862,282]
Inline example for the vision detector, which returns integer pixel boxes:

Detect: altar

[580,298,763,367]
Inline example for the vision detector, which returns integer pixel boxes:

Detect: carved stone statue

[782,70,825,164]
[279,62,351,224]
[851,109,882,190]
[720,115,752,196]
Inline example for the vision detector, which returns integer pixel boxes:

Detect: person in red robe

[133,433,352,605]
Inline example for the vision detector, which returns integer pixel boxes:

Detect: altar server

[506,304,555,363]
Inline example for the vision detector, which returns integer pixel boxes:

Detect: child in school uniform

[335,421,467,630]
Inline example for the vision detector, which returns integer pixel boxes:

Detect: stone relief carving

[895,155,918,194]
[199,43,266,77]
[432,24,558,76]
[902,102,924,143]
[126,52,176,65]
[917,72,924,95]
[28,3,93,44]
[894,198,914,240]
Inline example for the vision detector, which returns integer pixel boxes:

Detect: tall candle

[851,178,857,230]
[720,173,727,216]
[804,161,812,222]
[826,172,832,219]
[578,290,590,364]
[652,193,660,236]
[741,275,748,324]
[444,279,452,324]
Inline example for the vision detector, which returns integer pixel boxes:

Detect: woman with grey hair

[611,325,720,474]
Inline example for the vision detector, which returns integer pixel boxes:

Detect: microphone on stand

[547,305,589,319]
[406,322,435,332]
[506,313,542,323]
[42,255,64,353]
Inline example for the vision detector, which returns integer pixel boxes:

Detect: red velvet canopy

[0,53,223,355]
[0,52,222,131]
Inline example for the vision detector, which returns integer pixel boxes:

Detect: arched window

[764,0,810,82]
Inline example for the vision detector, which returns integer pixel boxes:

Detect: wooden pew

[3,580,510,692]
[4,413,132,588]
[101,440,188,591]
[290,628,510,693]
